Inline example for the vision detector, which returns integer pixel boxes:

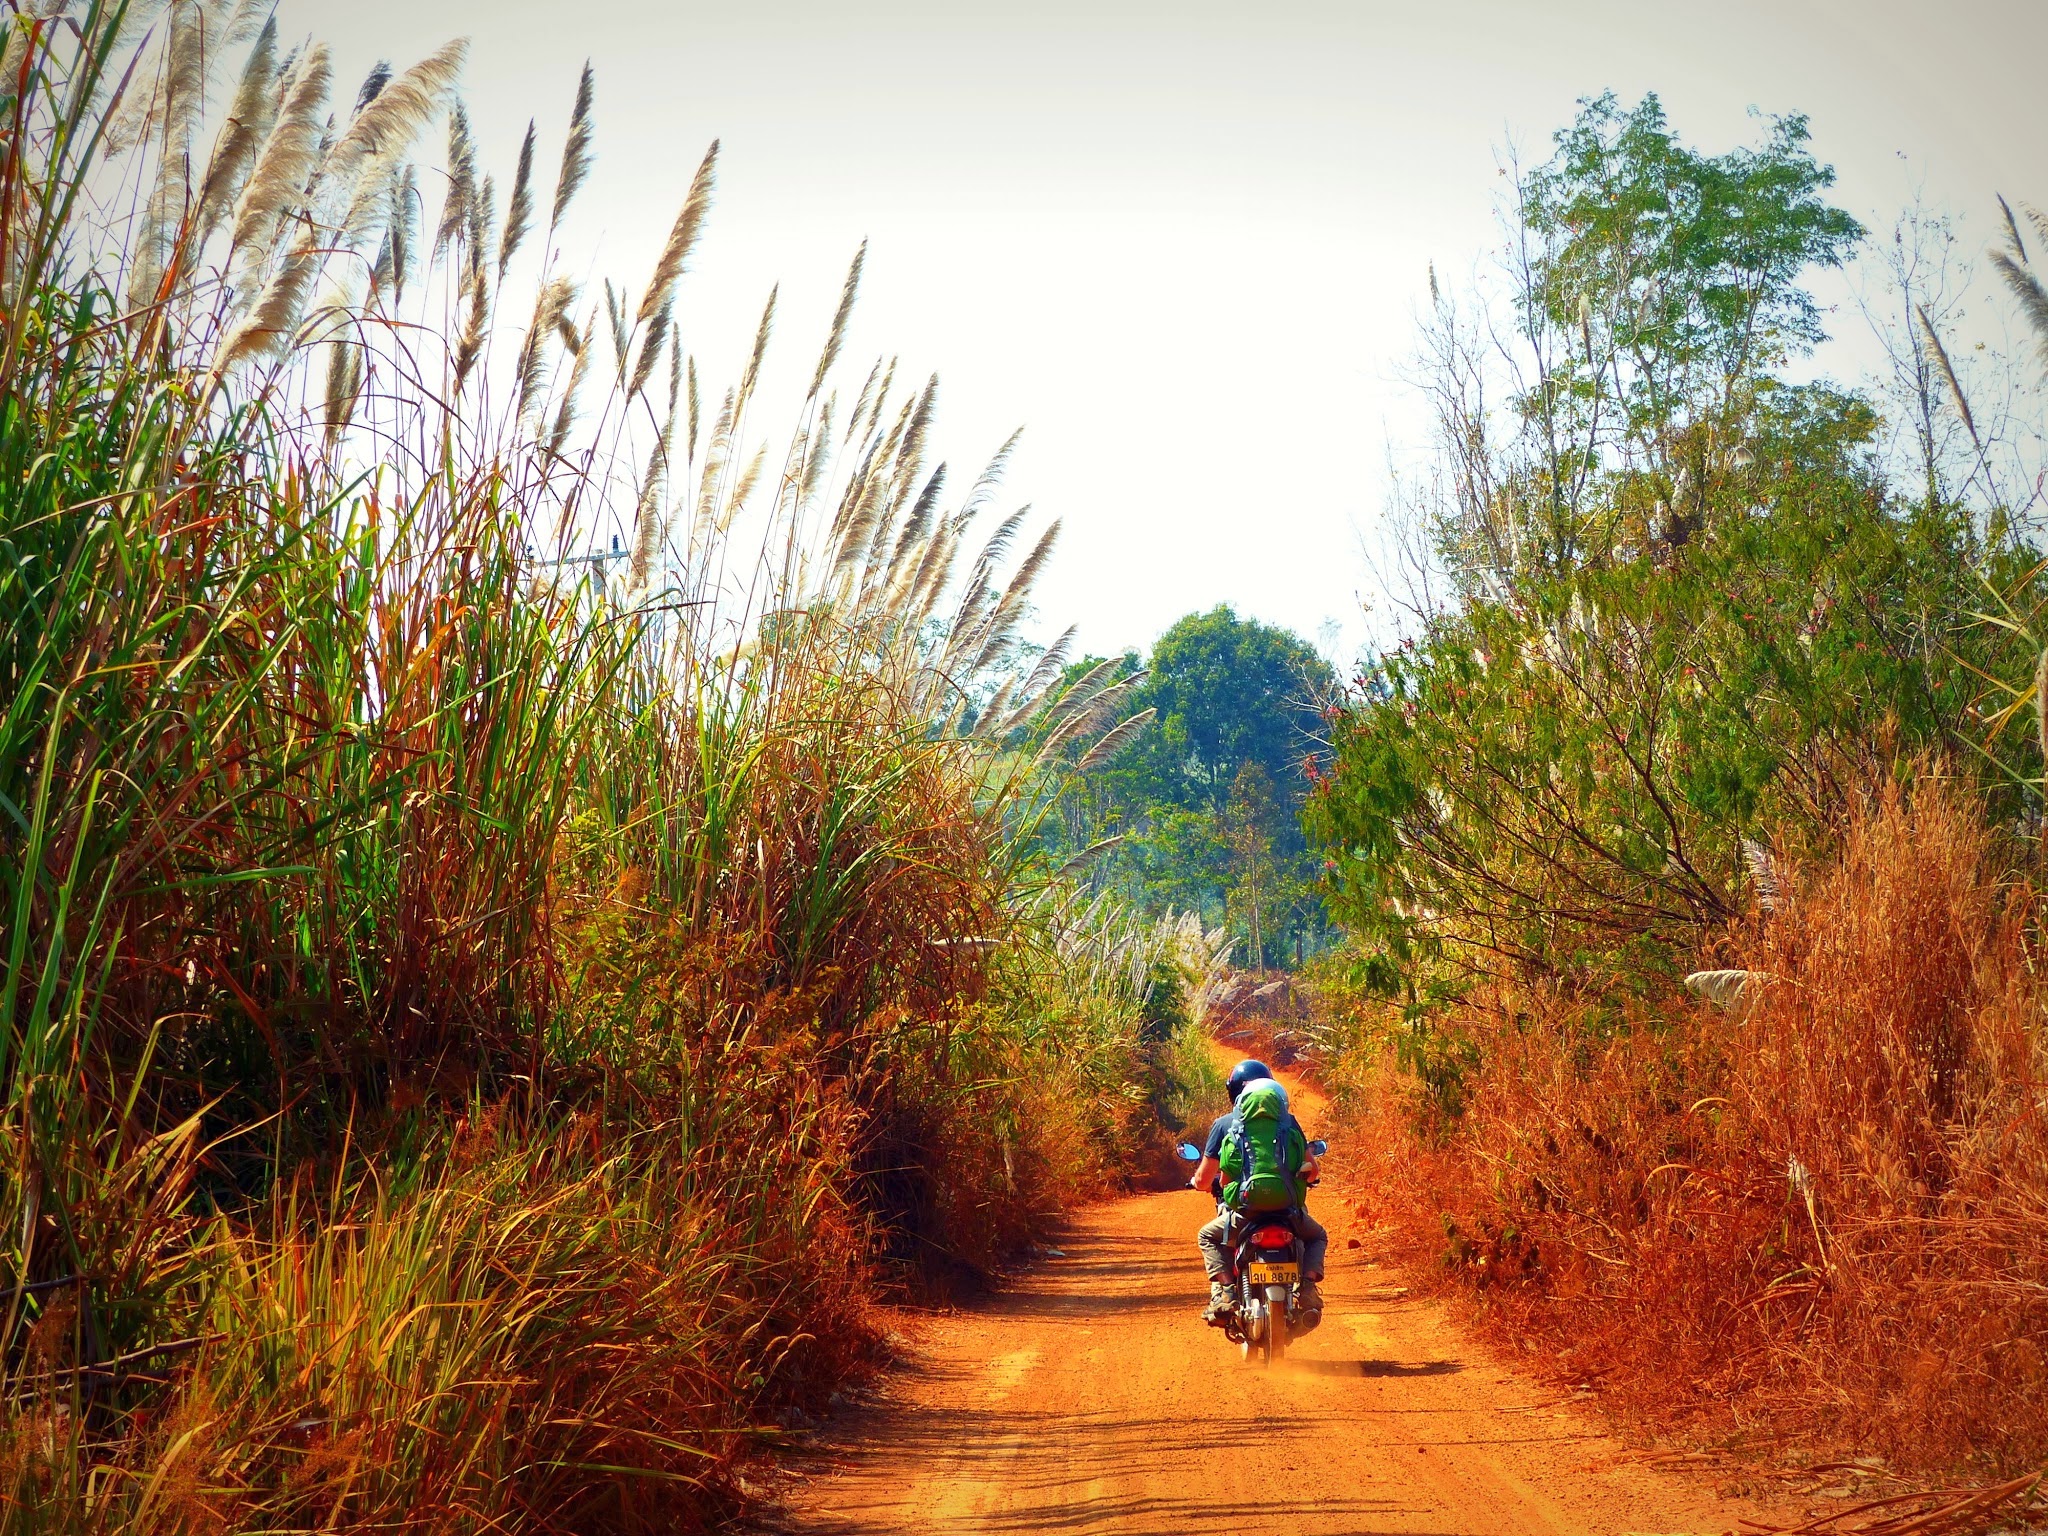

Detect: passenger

[1187,1058,1328,1324]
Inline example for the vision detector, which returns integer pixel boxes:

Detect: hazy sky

[277,0,2048,667]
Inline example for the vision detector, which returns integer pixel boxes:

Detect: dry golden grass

[1342,773,2048,1473]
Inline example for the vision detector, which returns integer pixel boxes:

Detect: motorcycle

[1175,1137,1327,1365]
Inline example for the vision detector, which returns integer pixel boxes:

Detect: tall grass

[1335,771,2048,1471]
[0,5,1176,1529]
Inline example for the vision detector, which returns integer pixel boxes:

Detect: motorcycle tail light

[1252,1226,1293,1250]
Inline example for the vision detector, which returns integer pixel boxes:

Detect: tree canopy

[1306,93,2038,1019]
[1035,606,1335,965]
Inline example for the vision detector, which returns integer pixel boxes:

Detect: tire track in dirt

[769,1060,1762,1536]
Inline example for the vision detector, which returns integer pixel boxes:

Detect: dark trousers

[1197,1207,1329,1282]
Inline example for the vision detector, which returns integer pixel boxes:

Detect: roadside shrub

[1346,773,2048,1470]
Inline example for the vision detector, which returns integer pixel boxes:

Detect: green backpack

[1219,1079,1307,1212]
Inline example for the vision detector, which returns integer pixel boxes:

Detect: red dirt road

[774,1065,1759,1536]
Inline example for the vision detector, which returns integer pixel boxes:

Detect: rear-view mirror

[1174,1141,1202,1162]
[1308,1139,1328,1156]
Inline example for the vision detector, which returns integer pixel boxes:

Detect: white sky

[277,0,2048,670]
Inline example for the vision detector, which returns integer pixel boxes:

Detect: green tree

[1428,93,1866,590]
[1033,609,1336,959]
[1125,606,1335,819]
[1306,94,2028,1010]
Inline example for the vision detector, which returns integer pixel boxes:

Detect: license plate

[1247,1262,1298,1285]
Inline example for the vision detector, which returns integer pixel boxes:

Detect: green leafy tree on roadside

[1308,94,2023,1019]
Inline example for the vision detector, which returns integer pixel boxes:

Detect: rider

[1189,1058,1328,1324]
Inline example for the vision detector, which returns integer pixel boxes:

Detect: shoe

[1203,1280,1236,1325]
[1293,1278,1325,1335]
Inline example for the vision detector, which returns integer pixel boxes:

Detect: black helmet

[1226,1059,1273,1103]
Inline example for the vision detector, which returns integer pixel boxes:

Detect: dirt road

[775,1064,1759,1536]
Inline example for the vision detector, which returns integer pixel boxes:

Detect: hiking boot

[1203,1280,1236,1326]
[1295,1278,1324,1323]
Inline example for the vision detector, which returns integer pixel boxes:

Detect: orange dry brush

[1354,776,2048,1470]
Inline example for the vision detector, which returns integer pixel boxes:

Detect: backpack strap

[1276,1111,1301,1204]
[1222,1106,1249,1210]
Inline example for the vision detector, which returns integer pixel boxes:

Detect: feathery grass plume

[723,442,769,533]
[1742,836,1784,912]
[977,672,1022,741]
[1036,674,1142,762]
[129,0,209,309]
[1682,968,1765,1011]
[887,464,945,576]
[499,118,535,278]
[604,277,628,380]
[552,60,595,229]
[352,58,392,115]
[229,42,328,276]
[1991,243,2048,373]
[547,306,594,456]
[959,426,1023,525]
[666,327,683,423]
[325,38,462,198]
[629,304,670,398]
[2035,649,2048,781]
[1042,656,1124,731]
[939,555,996,662]
[472,169,498,274]
[453,174,494,390]
[2000,195,2029,263]
[970,518,1059,673]
[434,101,476,256]
[515,275,576,424]
[822,403,895,561]
[371,162,417,303]
[690,386,737,550]
[322,336,361,442]
[848,356,885,441]
[216,229,319,368]
[98,0,179,155]
[864,358,900,439]
[337,44,464,250]
[373,220,398,299]
[810,240,864,397]
[626,422,674,593]
[0,8,38,88]
[223,0,272,45]
[192,14,276,249]
[1075,707,1155,773]
[1917,303,1980,448]
[965,503,1028,585]
[882,374,937,525]
[905,518,959,627]
[686,353,700,462]
[118,0,200,154]
[798,393,835,509]
[631,138,717,383]
[828,432,895,577]
[995,623,1077,734]
[772,415,817,529]
[736,283,777,411]
[2024,199,2048,253]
